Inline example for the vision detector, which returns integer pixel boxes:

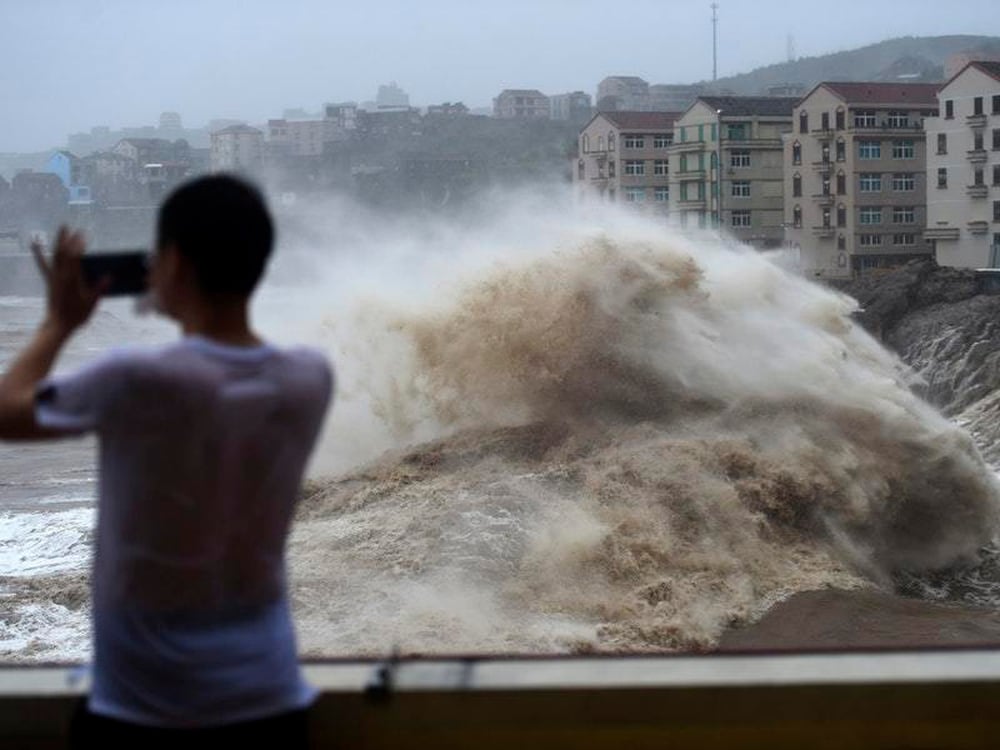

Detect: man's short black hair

[156,174,274,297]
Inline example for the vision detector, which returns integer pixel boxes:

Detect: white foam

[0,508,94,576]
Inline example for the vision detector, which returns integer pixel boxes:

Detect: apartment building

[574,111,679,212]
[785,82,939,278]
[668,96,796,247]
[210,124,264,174]
[550,91,593,122]
[596,76,650,112]
[925,61,1000,268]
[493,90,550,119]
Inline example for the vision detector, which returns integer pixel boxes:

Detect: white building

[925,61,1000,268]
[210,125,264,174]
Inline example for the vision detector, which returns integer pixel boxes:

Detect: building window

[624,135,644,149]
[854,110,877,128]
[892,140,915,159]
[859,140,881,159]
[859,233,883,247]
[598,136,604,151]
[938,167,948,188]
[822,208,831,227]
[892,173,915,191]
[993,129,1000,151]
[821,143,830,162]
[680,182,688,201]
[836,139,845,161]
[582,135,589,153]
[680,154,688,172]
[731,181,750,198]
[893,206,915,224]
[793,173,802,197]
[975,167,985,186]
[730,150,750,168]
[860,207,883,225]
[993,164,1000,186]
[792,141,801,165]
[625,187,646,203]
[995,200,1000,222]
[698,124,705,142]
[835,109,845,130]
[577,160,585,179]
[697,181,705,200]
[793,205,802,227]
[937,133,947,154]
[609,134,616,151]
[975,131,984,151]
[887,111,909,128]
[821,112,830,131]
[945,100,954,119]
[893,233,916,246]
[609,160,616,177]
[653,134,672,148]
[654,159,669,176]
[993,95,1000,115]
[624,160,645,175]
[838,235,846,251]
[859,173,882,192]
[697,152,705,172]
[837,204,846,227]
[799,111,808,133]
[836,171,846,194]
[731,210,751,228]
[680,127,687,143]
[975,97,984,116]
[822,177,831,195]
[654,186,669,202]
[728,123,748,140]
[710,123,717,141]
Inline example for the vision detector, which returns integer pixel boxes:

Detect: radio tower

[711,3,719,82]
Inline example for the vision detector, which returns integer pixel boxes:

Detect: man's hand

[31,227,104,336]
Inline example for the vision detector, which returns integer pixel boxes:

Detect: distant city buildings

[925,61,1000,268]
[210,124,264,174]
[596,76,650,112]
[550,91,593,122]
[493,90,550,119]
[785,82,939,278]
[575,111,679,212]
[670,96,796,247]
[376,82,411,110]
[267,118,343,157]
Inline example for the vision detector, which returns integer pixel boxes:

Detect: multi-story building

[493,90,550,119]
[596,76,650,112]
[669,96,796,246]
[785,82,939,278]
[267,118,342,157]
[44,151,92,204]
[325,102,359,131]
[210,124,264,174]
[550,91,593,122]
[925,61,1000,267]
[574,111,679,212]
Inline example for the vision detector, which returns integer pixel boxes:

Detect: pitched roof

[497,89,547,97]
[696,96,798,117]
[599,111,682,130]
[818,82,940,106]
[971,60,1000,82]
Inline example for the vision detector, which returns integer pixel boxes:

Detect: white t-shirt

[35,335,333,727]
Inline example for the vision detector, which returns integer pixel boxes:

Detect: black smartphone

[81,251,149,296]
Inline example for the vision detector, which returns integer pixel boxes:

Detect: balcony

[924,226,960,241]
[676,198,707,210]
[811,160,832,174]
[967,114,988,129]
[811,225,835,238]
[676,170,706,181]
[849,122,925,134]
[967,184,989,198]
[811,192,834,207]
[967,149,988,164]
[968,220,990,235]
[671,140,706,153]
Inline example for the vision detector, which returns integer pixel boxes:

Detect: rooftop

[598,111,682,131]
[817,82,940,106]
[696,96,798,117]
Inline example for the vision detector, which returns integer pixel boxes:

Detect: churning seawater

[3,190,1000,661]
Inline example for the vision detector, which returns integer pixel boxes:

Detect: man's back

[37,335,333,726]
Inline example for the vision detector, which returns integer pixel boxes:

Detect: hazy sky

[2,0,998,152]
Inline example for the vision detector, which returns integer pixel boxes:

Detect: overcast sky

[2,0,998,152]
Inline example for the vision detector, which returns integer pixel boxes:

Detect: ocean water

[3,191,1000,661]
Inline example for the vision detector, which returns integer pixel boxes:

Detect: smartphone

[81,251,149,296]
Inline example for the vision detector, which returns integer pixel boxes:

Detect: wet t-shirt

[35,335,333,727]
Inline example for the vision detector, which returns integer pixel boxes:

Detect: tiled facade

[785,82,939,278]
[925,62,1000,268]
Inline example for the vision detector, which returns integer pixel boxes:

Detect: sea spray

[287,203,1000,656]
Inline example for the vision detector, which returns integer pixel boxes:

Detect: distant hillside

[706,35,1000,95]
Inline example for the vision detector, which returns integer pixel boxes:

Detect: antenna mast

[711,3,719,82]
